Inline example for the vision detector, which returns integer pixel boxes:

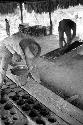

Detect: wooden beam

[19,2,23,23]
[48,0,53,35]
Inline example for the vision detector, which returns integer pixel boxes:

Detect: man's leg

[66,29,72,46]
[72,23,76,40]
[29,58,41,83]
[59,30,64,49]
[6,28,10,36]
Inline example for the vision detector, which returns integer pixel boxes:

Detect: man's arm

[0,48,13,87]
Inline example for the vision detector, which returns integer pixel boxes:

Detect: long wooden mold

[6,71,83,125]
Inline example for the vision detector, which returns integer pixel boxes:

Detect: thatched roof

[0,0,83,14]
[24,0,83,13]
[0,2,18,14]
[25,0,58,13]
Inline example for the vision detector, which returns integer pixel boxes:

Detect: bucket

[10,65,29,86]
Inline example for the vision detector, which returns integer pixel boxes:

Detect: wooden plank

[6,71,83,125]
[19,2,23,23]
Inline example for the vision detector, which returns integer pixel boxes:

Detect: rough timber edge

[6,72,83,125]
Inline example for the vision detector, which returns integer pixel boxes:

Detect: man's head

[5,18,8,22]
[12,52,22,64]
[19,38,41,59]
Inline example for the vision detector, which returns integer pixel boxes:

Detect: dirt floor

[32,34,59,56]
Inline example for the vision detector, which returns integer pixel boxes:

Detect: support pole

[19,2,23,23]
[48,0,52,35]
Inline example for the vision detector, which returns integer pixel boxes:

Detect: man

[5,18,10,36]
[0,32,41,87]
[58,19,76,49]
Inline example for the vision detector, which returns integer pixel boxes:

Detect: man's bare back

[58,19,76,48]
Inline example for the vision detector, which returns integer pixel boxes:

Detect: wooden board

[42,41,83,60]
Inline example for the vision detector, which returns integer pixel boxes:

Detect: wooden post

[48,0,52,35]
[19,2,23,23]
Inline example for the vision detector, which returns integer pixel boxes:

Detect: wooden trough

[6,41,83,125]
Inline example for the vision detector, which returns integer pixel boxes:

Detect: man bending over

[58,19,76,49]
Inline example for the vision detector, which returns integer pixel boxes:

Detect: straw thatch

[24,0,83,13]
[0,0,83,14]
[0,2,18,14]
[24,0,59,14]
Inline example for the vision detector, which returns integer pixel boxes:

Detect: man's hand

[12,52,22,63]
